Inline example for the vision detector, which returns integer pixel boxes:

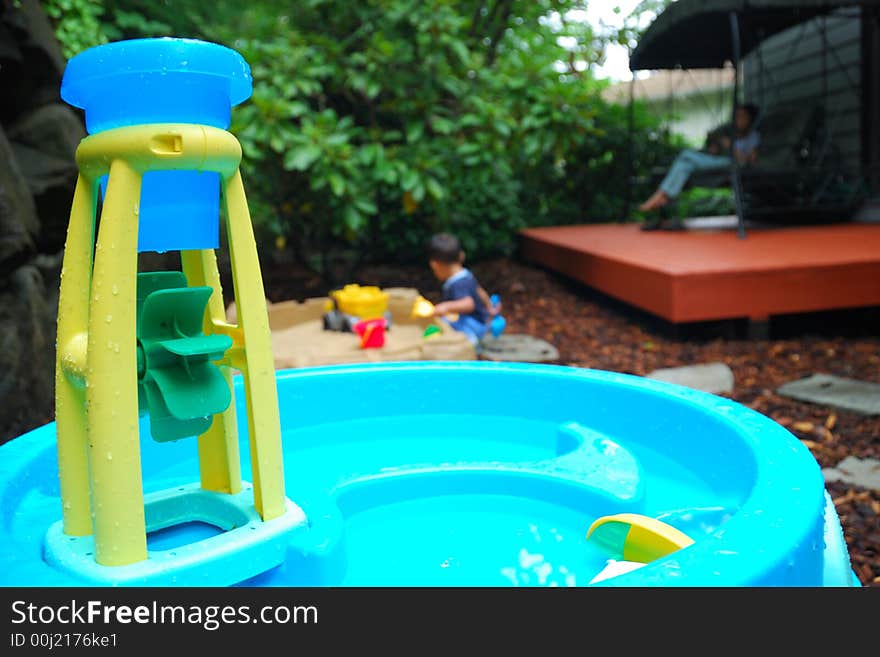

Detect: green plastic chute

[136,272,232,442]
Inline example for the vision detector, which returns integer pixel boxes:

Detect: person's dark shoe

[664,217,686,231]
[640,216,663,231]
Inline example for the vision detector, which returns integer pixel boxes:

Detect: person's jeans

[659,149,730,198]
[443,314,487,345]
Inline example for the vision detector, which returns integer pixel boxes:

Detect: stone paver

[646,362,734,394]
[822,456,880,492]
[479,333,559,363]
[777,373,880,415]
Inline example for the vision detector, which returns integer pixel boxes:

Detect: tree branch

[485,0,513,66]
[467,1,487,39]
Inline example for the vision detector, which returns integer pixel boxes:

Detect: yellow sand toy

[410,295,459,323]
[331,284,389,319]
[410,295,436,319]
[585,513,695,584]
[46,38,305,585]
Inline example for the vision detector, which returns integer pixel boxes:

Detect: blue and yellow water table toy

[0,36,857,588]
[47,37,305,585]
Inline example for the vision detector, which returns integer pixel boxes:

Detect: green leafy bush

[672,186,737,218]
[47,0,681,275]
[43,0,108,58]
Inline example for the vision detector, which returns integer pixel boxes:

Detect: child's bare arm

[477,285,500,316]
[433,296,475,317]
[476,285,493,313]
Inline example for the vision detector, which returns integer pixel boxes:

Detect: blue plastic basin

[0,362,857,587]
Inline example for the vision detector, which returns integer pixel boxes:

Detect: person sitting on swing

[639,103,760,229]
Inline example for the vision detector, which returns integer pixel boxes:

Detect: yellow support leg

[86,159,147,566]
[50,124,291,576]
[55,174,97,536]
[181,249,242,495]
[222,170,286,520]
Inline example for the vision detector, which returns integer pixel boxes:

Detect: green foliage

[43,0,109,58]
[611,0,674,51]
[46,0,682,275]
[519,97,686,227]
[670,187,737,219]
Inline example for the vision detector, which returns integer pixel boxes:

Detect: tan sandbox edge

[227,287,476,369]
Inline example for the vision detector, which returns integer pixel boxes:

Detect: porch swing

[624,0,873,238]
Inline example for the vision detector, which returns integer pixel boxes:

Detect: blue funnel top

[62,37,252,132]
[61,38,253,253]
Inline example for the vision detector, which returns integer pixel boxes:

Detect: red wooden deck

[519,222,880,323]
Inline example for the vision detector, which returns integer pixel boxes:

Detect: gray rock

[7,103,85,161]
[10,141,77,195]
[0,20,23,64]
[646,362,735,395]
[0,265,56,444]
[777,373,880,416]
[15,0,66,73]
[0,127,38,277]
[10,139,78,252]
[822,456,880,492]
[33,250,63,315]
[0,0,66,120]
[0,0,72,445]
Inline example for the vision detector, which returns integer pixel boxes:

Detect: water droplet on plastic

[111,284,119,295]
[105,315,112,323]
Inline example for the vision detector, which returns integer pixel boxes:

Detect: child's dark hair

[427,233,462,263]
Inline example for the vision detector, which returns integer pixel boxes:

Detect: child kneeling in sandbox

[426,232,501,346]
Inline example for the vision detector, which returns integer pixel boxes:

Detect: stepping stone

[479,333,559,363]
[777,374,880,416]
[822,456,880,492]
[646,362,734,394]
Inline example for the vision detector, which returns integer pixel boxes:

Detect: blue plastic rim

[61,38,253,253]
[61,37,252,132]
[0,362,856,586]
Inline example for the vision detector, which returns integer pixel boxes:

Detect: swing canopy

[630,0,875,70]
[625,0,875,237]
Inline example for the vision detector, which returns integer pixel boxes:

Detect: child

[426,233,500,345]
